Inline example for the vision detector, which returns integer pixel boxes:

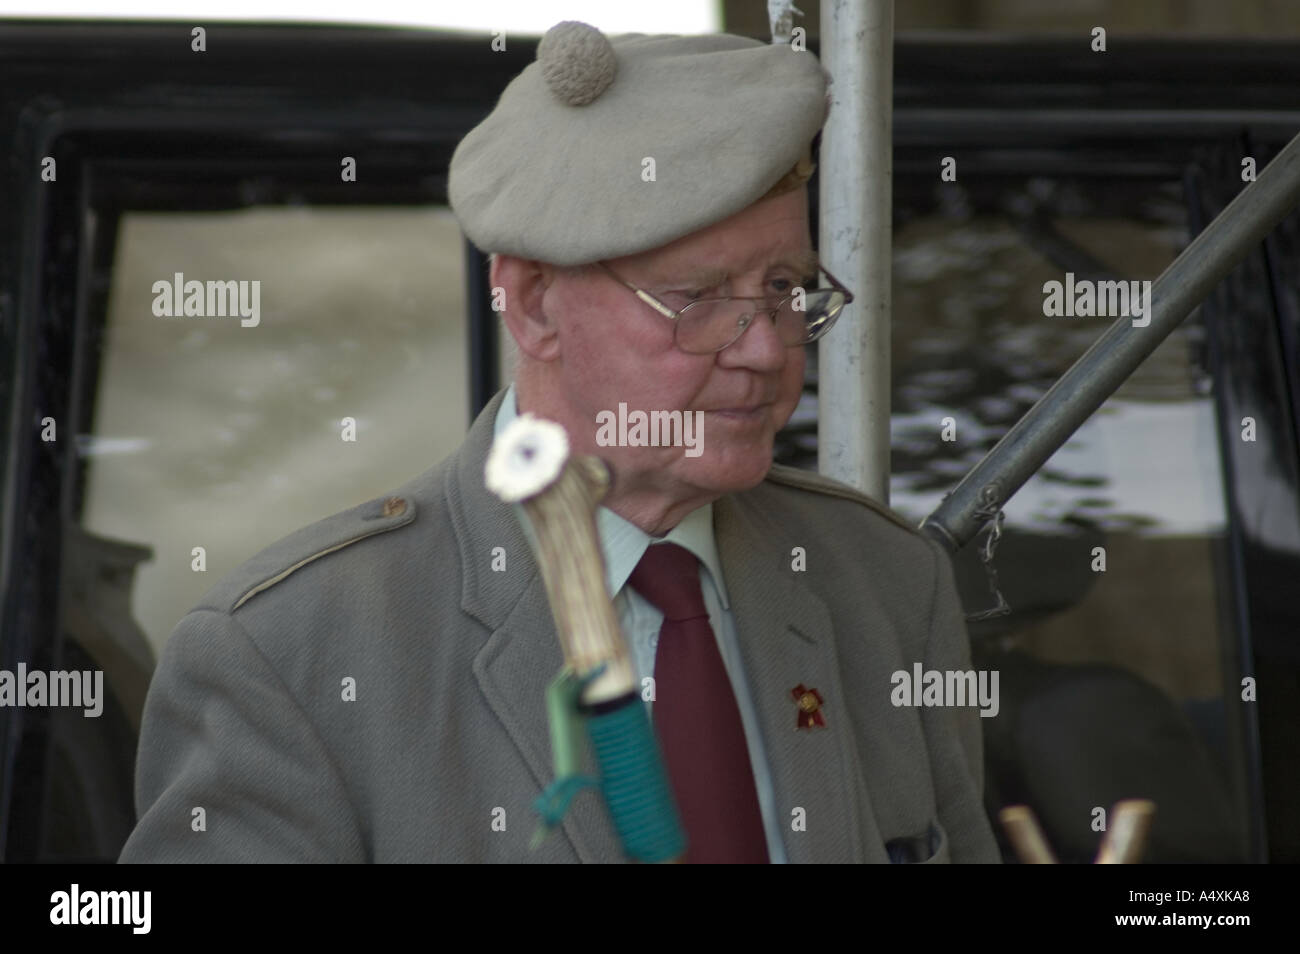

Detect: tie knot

[627,542,709,622]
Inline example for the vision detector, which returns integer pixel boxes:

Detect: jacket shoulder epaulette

[763,463,920,535]
[220,493,418,612]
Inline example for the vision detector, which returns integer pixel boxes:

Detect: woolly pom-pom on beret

[537,20,618,106]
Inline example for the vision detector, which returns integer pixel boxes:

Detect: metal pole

[922,129,1300,552]
[818,0,894,503]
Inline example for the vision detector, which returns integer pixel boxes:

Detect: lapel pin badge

[791,684,826,729]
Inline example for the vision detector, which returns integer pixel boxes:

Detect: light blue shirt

[494,384,787,863]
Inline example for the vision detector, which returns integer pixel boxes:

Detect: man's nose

[717,304,788,370]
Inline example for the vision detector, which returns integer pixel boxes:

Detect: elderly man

[120,22,998,864]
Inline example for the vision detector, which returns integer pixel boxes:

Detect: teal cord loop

[532,662,685,861]
[531,663,609,849]
[534,773,600,827]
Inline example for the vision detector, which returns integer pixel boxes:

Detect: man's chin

[685,447,776,495]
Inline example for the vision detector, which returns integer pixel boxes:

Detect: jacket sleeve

[118,608,367,863]
[919,538,1002,863]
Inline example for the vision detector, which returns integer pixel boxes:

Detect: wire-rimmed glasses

[597,261,853,355]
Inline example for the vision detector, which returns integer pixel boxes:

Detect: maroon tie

[628,542,770,863]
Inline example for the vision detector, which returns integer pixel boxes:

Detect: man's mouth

[709,404,768,420]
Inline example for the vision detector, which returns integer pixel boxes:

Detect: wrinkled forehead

[608,188,818,283]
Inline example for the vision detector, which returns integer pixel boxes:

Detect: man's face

[536,186,814,506]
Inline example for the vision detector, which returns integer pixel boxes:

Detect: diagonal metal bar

[922,129,1300,551]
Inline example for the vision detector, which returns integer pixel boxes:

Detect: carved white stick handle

[486,414,635,705]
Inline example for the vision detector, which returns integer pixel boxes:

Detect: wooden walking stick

[486,412,685,863]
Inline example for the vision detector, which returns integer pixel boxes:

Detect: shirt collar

[494,383,730,609]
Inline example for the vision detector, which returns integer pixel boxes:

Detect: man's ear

[492,254,561,362]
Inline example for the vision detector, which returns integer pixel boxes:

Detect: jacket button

[381,496,407,517]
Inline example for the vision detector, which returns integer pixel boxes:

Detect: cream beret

[448,21,829,266]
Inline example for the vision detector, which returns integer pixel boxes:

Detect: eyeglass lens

[676,290,845,353]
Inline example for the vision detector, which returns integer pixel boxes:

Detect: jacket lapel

[715,488,883,863]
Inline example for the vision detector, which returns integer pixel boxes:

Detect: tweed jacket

[120,389,999,863]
